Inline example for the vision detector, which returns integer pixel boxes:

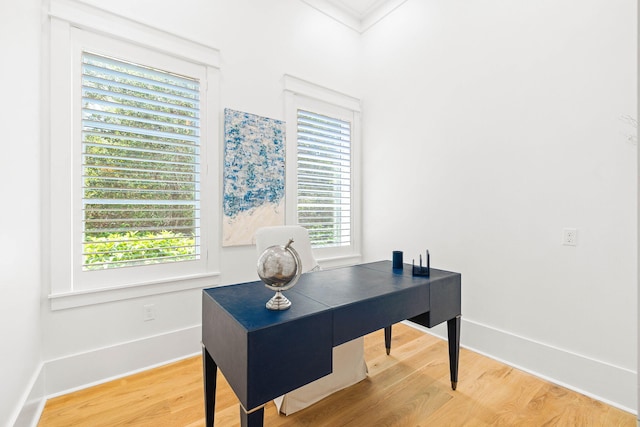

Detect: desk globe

[257,238,302,310]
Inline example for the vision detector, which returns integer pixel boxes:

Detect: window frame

[46,0,221,309]
[283,75,362,267]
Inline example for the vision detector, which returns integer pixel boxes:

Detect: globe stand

[266,290,291,310]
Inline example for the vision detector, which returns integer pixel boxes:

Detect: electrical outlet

[562,228,577,246]
[143,304,156,321]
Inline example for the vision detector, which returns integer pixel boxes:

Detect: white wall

[37,0,362,400]
[0,0,45,425]
[361,0,637,411]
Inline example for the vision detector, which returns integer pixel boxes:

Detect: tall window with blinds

[81,52,200,270]
[297,109,351,248]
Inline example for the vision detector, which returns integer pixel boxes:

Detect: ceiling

[301,0,408,33]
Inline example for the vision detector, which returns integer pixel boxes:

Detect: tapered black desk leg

[240,405,264,427]
[447,315,461,390]
[384,325,392,355]
[203,345,217,427]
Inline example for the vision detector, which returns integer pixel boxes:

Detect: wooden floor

[38,323,634,427]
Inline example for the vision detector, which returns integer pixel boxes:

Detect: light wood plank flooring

[38,323,634,426]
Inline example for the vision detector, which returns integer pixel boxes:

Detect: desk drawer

[332,286,429,346]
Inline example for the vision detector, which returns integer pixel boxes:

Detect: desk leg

[447,316,461,390]
[384,325,392,355]
[203,345,218,427]
[240,405,264,427]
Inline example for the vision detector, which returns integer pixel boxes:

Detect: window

[48,2,220,308]
[284,75,361,266]
[296,109,351,248]
[81,52,201,270]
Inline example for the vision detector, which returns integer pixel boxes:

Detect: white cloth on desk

[274,338,368,415]
[255,226,368,415]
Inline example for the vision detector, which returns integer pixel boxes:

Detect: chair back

[255,226,319,274]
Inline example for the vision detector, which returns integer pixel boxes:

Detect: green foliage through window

[84,231,196,269]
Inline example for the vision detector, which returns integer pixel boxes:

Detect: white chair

[255,225,368,415]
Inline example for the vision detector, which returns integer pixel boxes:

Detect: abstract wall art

[223,108,286,246]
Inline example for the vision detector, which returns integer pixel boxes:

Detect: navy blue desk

[202,261,461,426]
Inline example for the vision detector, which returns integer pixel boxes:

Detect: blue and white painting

[223,108,285,246]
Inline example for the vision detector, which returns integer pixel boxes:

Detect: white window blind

[297,109,351,247]
[81,51,200,270]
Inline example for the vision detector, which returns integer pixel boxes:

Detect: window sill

[49,272,221,310]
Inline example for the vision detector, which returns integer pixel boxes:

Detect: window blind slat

[84,225,198,234]
[298,132,350,147]
[84,254,196,269]
[84,176,198,187]
[299,186,351,194]
[298,156,350,168]
[83,153,198,169]
[298,110,350,127]
[83,96,198,124]
[83,199,198,205]
[83,165,197,178]
[83,139,197,153]
[83,86,199,115]
[299,143,349,156]
[82,119,199,143]
[297,127,350,142]
[82,108,198,134]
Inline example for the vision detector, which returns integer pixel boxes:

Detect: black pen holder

[412,265,430,277]
[392,251,403,269]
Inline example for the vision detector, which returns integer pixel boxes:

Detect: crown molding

[301,0,408,33]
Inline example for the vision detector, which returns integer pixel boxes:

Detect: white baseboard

[404,318,637,414]
[44,324,202,398]
[10,362,46,427]
[13,319,637,425]
[10,325,202,426]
